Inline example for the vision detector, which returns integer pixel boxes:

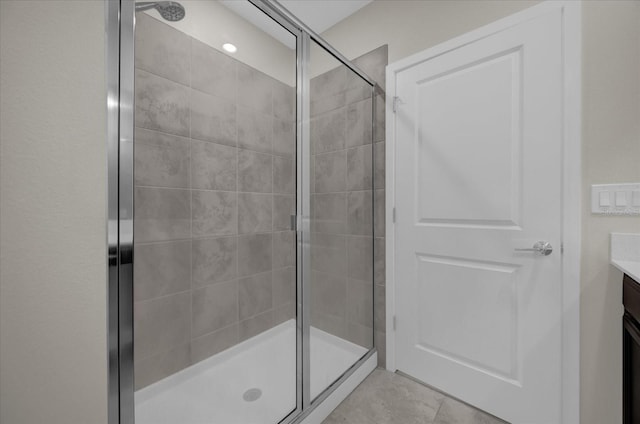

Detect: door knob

[514,241,553,256]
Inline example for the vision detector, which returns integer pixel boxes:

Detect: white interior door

[393,8,564,424]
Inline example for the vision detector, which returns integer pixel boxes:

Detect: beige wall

[322,1,640,424]
[320,0,539,71]
[0,1,108,424]
[581,3,640,424]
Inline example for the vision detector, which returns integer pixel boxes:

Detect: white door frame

[384,1,581,423]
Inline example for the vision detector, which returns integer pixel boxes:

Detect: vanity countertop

[611,233,640,282]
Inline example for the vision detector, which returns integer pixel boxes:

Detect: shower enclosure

[107,1,378,423]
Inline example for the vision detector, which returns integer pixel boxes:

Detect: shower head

[135,2,186,22]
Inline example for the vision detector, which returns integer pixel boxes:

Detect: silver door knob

[514,241,553,256]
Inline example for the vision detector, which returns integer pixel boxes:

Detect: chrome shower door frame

[107,1,134,423]
[106,1,377,423]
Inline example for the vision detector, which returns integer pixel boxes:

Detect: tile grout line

[188,34,194,365]
[432,395,446,424]
[234,63,241,341]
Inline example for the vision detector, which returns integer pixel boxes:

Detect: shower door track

[106,1,379,424]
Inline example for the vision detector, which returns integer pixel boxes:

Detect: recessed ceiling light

[222,43,237,53]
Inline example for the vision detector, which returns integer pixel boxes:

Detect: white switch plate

[591,183,640,215]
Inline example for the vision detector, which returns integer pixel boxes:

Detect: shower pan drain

[243,388,262,402]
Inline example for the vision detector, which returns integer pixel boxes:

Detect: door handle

[514,241,553,256]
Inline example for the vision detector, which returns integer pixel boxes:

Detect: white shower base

[135,320,370,424]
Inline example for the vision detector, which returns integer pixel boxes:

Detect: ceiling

[220,0,373,49]
[279,0,373,33]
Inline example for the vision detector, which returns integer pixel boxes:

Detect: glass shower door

[308,39,375,402]
[131,2,299,423]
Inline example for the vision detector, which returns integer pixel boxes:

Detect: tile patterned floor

[322,370,508,424]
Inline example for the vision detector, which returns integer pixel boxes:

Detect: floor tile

[433,398,507,424]
[323,370,508,424]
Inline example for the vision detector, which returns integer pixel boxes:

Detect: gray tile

[273,80,295,121]
[135,69,189,137]
[237,106,273,154]
[237,63,273,115]
[322,411,347,424]
[273,156,295,194]
[238,193,272,234]
[346,98,373,148]
[192,190,237,237]
[311,233,347,276]
[323,409,377,424]
[273,302,296,325]
[320,348,507,424]
[192,280,238,337]
[375,331,386,369]
[191,140,236,191]
[192,236,237,288]
[347,236,373,281]
[346,321,373,349]
[237,233,272,277]
[347,278,373,328]
[191,324,239,364]
[272,266,295,307]
[315,150,346,193]
[273,231,295,269]
[134,292,191,360]
[352,45,388,90]
[190,89,236,146]
[134,241,191,301]
[375,189,385,238]
[347,144,373,191]
[434,398,507,424]
[273,194,295,231]
[135,13,190,86]
[239,310,274,341]
[345,67,371,106]
[239,271,272,320]
[311,91,346,117]
[314,193,347,234]
[134,128,190,188]
[375,94,385,143]
[374,237,385,286]
[345,82,371,107]
[329,370,443,424]
[273,118,295,158]
[238,149,272,193]
[347,190,373,236]
[374,284,386,334]
[374,141,385,190]
[311,271,347,318]
[311,107,346,154]
[135,187,190,243]
[310,65,346,105]
[191,38,236,101]
[310,156,316,193]
[134,343,190,390]
[312,311,347,340]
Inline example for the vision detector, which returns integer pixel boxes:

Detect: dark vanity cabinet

[624,274,640,424]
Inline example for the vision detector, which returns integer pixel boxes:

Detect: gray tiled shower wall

[132,14,296,389]
[309,45,388,367]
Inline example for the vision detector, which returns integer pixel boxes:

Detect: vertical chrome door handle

[514,241,553,256]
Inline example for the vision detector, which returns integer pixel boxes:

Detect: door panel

[415,254,519,379]
[308,39,374,402]
[395,9,563,424]
[131,3,299,423]
[416,49,521,227]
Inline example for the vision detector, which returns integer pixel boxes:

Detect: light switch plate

[591,183,640,215]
